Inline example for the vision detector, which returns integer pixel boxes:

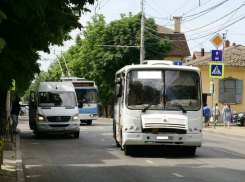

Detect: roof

[116,63,200,75]
[157,25,173,33]
[185,45,245,67]
[157,25,190,57]
[39,82,75,92]
[192,51,210,60]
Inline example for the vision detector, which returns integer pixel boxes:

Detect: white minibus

[29,82,80,138]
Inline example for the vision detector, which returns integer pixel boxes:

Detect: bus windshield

[75,89,97,104]
[126,70,201,111]
[39,92,76,107]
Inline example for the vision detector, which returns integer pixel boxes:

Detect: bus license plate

[53,128,65,131]
[156,136,168,140]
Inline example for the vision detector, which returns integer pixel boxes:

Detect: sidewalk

[203,124,245,138]
[0,134,24,182]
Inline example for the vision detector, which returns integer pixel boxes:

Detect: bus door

[114,74,123,144]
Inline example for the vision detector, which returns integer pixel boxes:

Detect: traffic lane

[18,119,245,182]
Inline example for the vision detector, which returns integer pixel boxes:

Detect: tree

[0,0,95,129]
[57,13,172,107]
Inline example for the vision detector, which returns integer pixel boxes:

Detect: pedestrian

[11,96,21,133]
[203,104,211,127]
[222,102,233,129]
[212,103,221,126]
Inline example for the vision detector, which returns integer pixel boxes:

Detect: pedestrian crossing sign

[209,63,224,78]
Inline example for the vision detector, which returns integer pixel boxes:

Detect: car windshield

[126,70,201,111]
[39,92,76,107]
[75,89,97,104]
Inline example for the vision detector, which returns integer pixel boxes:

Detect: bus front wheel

[87,120,92,125]
[124,145,133,156]
[184,146,197,156]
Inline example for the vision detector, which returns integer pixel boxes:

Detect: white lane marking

[96,127,104,129]
[213,148,245,158]
[146,160,154,164]
[25,165,43,169]
[101,133,113,136]
[27,175,41,178]
[172,173,183,178]
[101,139,105,142]
[204,132,245,142]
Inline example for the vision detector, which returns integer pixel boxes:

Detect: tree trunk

[0,90,7,136]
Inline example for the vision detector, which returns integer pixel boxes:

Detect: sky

[38,0,245,71]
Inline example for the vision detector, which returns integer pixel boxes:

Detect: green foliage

[0,0,95,114]
[45,13,172,106]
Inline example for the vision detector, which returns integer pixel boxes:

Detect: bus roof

[115,63,200,75]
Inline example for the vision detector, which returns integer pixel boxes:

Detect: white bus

[113,61,203,156]
[62,77,98,125]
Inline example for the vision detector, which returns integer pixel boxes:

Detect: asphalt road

[18,115,245,182]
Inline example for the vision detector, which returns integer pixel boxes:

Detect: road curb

[16,134,25,182]
[203,129,245,140]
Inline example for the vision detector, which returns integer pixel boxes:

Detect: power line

[182,0,228,18]
[171,0,192,16]
[183,4,245,33]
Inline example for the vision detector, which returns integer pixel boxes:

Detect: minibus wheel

[87,120,92,125]
[74,131,80,138]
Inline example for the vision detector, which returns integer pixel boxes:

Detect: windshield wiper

[142,95,161,113]
[164,94,187,113]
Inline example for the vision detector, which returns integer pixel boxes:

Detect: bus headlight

[89,114,97,117]
[72,114,79,121]
[124,125,141,133]
[38,114,46,121]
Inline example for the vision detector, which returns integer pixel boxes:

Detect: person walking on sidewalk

[222,102,233,129]
[203,104,211,127]
[212,103,221,128]
[11,96,21,133]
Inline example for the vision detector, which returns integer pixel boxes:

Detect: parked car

[233,112,245,126]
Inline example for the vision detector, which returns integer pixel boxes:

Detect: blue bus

[62,77,98,125]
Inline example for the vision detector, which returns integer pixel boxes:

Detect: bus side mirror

[115,78,122,84]
[116,84,122,97]
[29,91,37,108]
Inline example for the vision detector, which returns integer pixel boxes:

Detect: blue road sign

[206,93,212,96]
[209,63,224,78]
[173,61,182,66]
[211,50,222,61]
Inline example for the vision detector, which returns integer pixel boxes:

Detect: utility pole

[61,52,71,77]
[57,58,65,78]
[140,0,145,64]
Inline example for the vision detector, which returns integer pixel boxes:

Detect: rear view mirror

[115,77,122,84]
[116,84,122,97]
[29,91,37,108]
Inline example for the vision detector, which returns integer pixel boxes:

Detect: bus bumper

[36,122,80,134]
[122,132,202,147]
[79,114,98,121]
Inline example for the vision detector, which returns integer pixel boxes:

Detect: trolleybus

[62,77,98,125]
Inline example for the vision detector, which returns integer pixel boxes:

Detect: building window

[219,77,243,104]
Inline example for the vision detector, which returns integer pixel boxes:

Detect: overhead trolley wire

[183,4,245,33]
[182,0,228,18]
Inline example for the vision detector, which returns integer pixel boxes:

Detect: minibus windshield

[39,92,77,107]
[126,70,201,111]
